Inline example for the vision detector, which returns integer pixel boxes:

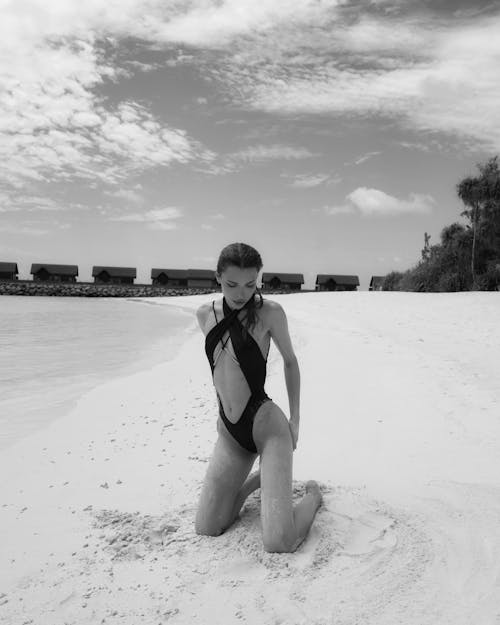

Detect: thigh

[195,421,257,535]
[253,402,295,547]
[252,399,293,456]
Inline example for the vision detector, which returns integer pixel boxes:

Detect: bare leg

[290,480,323,549]
[226,469,261,528]
[195,427,258,536]
[255,405,322,553]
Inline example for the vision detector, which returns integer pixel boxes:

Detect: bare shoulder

[260,297,284,313]
[195,301,212,333]
[260,297,295,360]
[259,298,287,328]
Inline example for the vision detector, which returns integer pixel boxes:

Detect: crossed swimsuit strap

[205,297,266,397]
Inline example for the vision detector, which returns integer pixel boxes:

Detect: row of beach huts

[0,263,386,291]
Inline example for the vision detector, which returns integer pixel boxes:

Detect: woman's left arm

[268,302,300,449]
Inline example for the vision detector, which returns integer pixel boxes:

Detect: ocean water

[0,296,195,451]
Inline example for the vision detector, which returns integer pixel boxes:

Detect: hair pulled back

[216,242,264,335]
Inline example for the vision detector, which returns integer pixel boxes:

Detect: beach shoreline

[1,292,500,624]
[0,296,196,452]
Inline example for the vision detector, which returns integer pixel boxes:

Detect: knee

[194,507,224,537]
[262,528,296,553]
[194,517,223,537]
[263,536,295,553]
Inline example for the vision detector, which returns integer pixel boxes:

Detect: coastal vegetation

[383,156,500,292]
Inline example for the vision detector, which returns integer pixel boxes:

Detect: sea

[0,296,195,451]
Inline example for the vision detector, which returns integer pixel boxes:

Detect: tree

[457,156,500,288]
[381,271,404,291]
[384,155,500,292]
[457,176,481,286]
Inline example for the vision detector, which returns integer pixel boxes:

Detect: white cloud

[201,223,215,230]
[323,204,354,216]
[205,143,317,174]
[107,188,144,205]
[3,0,500,213]
[183,7,500,151]
[0,224,49,236]
[352,151,381,166]
[107,206,183,229]
[149,221,178,231]
[331,187,436,216]
[154,0,339,47]
[209,213,225,220]
[226,144,317,170]
[233,144,317,163]
[1,196,63,212]
[0,2,215,201]
[287,173,331,188]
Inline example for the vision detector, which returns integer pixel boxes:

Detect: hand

[288,420,299,451]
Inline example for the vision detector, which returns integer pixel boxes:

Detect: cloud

[0,3,215,201]
[0,224,49,236]
[107,206,183,230]
[352,151,381,166]
[326,187,436,216]
[175,7,500,151]
[106,187,144,205]
[1,195,63,212]
[154,0,339,47]
[205,143,317,174]
[230,144,317,164]
[286,173,332,188]
[323,204,354,216]
[3,0,500,214]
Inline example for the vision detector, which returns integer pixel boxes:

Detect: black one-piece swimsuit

[204,296,271,453]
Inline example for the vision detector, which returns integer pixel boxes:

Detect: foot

[305,480,323,508]
[225,470,261,530]
[240,469,261,500]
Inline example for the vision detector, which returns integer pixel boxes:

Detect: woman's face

[217,265,259,309]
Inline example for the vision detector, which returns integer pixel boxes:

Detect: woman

[194,242,322,553]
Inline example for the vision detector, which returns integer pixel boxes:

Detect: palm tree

[457,176,482,287]
[457,157,500,288]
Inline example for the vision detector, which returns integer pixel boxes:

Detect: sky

[1,0,499,290]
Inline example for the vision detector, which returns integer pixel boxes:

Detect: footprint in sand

[89,509,176,559]
[336,509,397,557]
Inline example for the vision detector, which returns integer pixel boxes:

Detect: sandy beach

[1,291,500,625]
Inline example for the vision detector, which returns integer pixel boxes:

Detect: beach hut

[0,262,19,281]
[92,266,136,285]
[315,274,359,291]
[151,268,188,286]
[369,276,385,291]
[262,273,304,291]
[31,263,78,283]
[187,269,218,289]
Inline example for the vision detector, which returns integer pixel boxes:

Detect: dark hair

[216,242,264,335]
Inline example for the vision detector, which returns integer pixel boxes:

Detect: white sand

[1,292,500,624]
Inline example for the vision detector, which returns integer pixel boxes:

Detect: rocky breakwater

[0,281,218,298]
